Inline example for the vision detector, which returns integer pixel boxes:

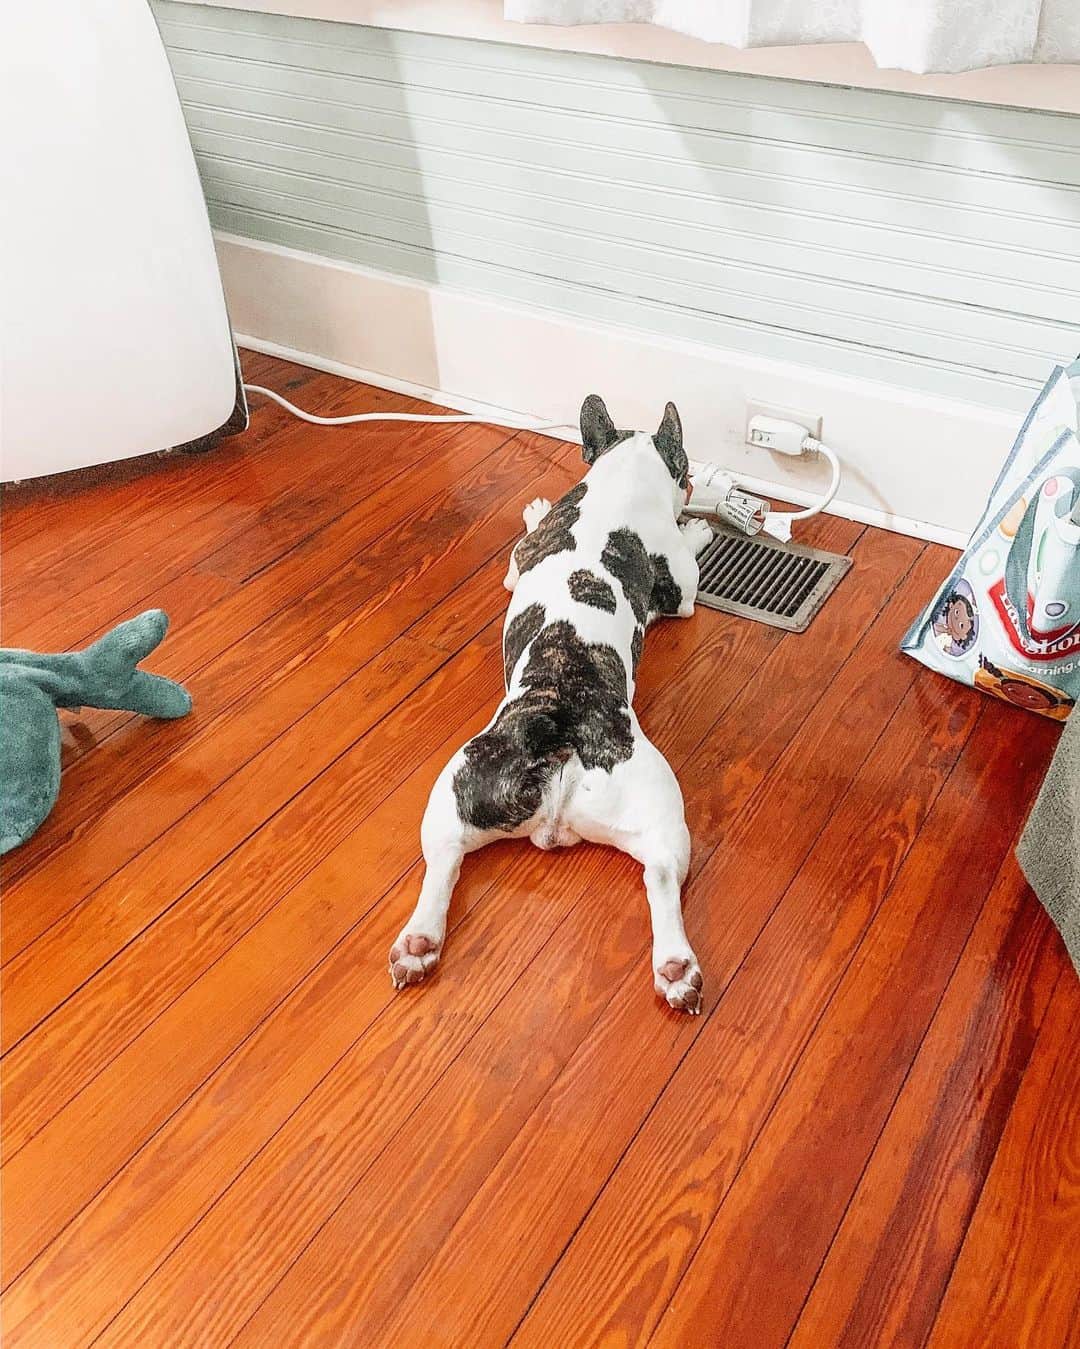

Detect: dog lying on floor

[389,395,714,1013]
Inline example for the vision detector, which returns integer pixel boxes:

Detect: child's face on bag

[946,599,972,641]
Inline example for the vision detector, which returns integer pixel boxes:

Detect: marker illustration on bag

[903,359,1080,722]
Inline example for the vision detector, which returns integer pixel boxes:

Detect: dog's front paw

[654,955,703,1014]
[389,932,441,989]
[680,517,714,558]
[523,497,552,533]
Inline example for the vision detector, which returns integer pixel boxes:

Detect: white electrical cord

[760,436,842,541]
[242,383,572,434]
[781,436,842,521]
[689,425,843,543]
[244,385,842,543]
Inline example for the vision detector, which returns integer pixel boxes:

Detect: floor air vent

[694,524,852,632]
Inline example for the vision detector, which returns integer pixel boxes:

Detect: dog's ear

[579,394,618,465]
[654,401,689,488]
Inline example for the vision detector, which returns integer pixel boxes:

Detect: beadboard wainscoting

[154,0,1080,541]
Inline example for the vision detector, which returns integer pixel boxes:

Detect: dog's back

[452,431,688,843]
[390,396,707,1013]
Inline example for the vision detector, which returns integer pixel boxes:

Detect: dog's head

[579,394,689,498]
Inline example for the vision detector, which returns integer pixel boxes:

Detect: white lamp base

[1,0,246,482]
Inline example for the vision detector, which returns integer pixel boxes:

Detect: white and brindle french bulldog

[389,395,714,1012]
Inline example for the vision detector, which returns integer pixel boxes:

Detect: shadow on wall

[627,54,1079,517]
[155,1,440,388]
[156,0,1079,441]
[628,53,1078,398]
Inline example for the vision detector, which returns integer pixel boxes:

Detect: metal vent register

[694,524,852,632]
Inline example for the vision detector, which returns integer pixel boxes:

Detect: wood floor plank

[645,706,1060,1349]
[1,367,340,602]
[90,525,862,1346]
[2,358,506,623]
[5,356,1071,1349]
[389,553,978,1349]
[0,621,506,1285]
[0,425,555,933]
[0,598,491,1138]
[439,541,964,1349]
[0,450,577,1058]
[0,535,507,1055]
[311,621,971,1347]
[21,512,857,1338]
[1,413,505,870]
[144,523,909,1348]
[65,553,782,1343]
[0,350,319,560]
[61,426,576,772]
[3,397,550,791]
[788,850,1067,1349]
[2,380,436,646]
[94,840,622,1349]
[6,550,744,1338]
[13,407,551,801]
[926,969,1080,1349]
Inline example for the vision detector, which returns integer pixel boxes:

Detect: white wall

[155,1,1080,540]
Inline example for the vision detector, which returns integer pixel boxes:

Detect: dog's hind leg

[570,732,702,1013]
[642,839,702,1014]
[389,756,490,989]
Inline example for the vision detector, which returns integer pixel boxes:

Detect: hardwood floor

[2,351,1076,1348]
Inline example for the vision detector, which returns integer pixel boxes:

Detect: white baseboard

[218,231,1027,549]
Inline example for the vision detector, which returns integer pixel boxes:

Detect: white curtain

[504,0,1080,73]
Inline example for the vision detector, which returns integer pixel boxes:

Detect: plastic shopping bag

[902,359,1080,721]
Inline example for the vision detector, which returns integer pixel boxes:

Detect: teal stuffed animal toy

[0,610,191,855]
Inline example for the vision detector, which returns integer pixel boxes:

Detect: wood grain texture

[507,542,967,1349]
[927,969,1080,1349]
[649,706,1061,1349]
[788,844,1066,1349]
[1,353,1072,1348]
[0,413,539,905]
[2,629,504,1286]
[0,445,578,1061]
[105,511,862,1347]
[398,550,970,1349]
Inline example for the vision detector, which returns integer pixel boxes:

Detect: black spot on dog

[451,712,556,833]
[503,602,545,688]
[649,553,683,617]
[453,620,634,831]
[600,530,684,624]
[601,528,653,625]
[568,569,617,614]
[631,625,644,676]
[512,482,587,577]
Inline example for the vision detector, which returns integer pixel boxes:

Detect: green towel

[1018,712,1080,977]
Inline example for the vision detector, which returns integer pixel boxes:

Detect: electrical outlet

[745,401,821,448]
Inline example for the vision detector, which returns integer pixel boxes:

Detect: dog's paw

[522,497,552,533]
[680,517,714,557]
[654,955,703,1014]
[389,932,441,989]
